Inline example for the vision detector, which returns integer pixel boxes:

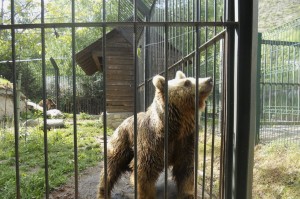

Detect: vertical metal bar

[224,30,235,199]
[296,46,300,121]
[292,46,296,122]
[255,33,262,144]
[286,46,290,122]
[281,44,284,122]
[209,42,216,198]
[209,0,217,196]
[222,0,235,197]
[268,45,272,122]
[71,0,79,198]
[261,42,266,136]
[102,0,108,198]
[56,67,60,109]
[234,0,258,197]
[274,45,278,121]
[194,0,200,196]
[41,0,50,198]
[50,58,60,109]
[133,0,138,198]
[144,16,150,110]
[219,38,226,199]
[164,0,169,198]
[202,0,209,197]
[11,0,21,197]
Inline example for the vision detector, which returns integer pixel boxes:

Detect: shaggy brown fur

[97,71,213,199]
[38,99,56,110]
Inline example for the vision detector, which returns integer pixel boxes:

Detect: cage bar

[0,0,258,199]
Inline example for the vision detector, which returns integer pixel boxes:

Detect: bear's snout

[206,77,213,84]
[201,77,213,94]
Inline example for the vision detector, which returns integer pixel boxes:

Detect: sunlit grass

[0,118,112,198]
[197,133,300,199]
[252,142,300,199]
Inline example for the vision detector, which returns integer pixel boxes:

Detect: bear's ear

[153,75,165,91]
[175,71,186,79]
[184,79,192,87]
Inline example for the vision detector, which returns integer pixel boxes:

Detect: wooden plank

[107,85,134,90]
[93,50,133,57]
[107,75,134,81]
[107,85,134,89]
[107,81,133,86]
[107,58,133,62]
[107,65,134,70]
[107,91,134,96]
[107,101,133,106]
[107,51,133,56]
[106,36,130,43]
[75,41,102,60]
[106,52,133,57]
[107,93,134,97]
[106,96,134,101]
[107,43,132,48]
[107,106,134,113]
[107,93,134,98]
[107,70,135,75]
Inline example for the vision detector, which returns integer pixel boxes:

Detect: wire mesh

[259,18,300,145]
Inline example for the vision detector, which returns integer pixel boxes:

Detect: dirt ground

[49,165,207,199]
[49,166,178,199]
[49,136,209,199]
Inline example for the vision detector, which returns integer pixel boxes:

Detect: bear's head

[152,71,213,112]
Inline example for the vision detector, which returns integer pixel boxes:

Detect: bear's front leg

[129,165,159,199]
[130,152,164,199]
[173,165,195,199]
[138,180,156,199]
[172,134,195,199]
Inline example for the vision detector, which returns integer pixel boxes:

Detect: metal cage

[0,0,257,198]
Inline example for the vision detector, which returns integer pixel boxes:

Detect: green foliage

[0,77,12,88]
[0,118,112,198]
[0,0,108,102]
[20,109,43,121]
[78,112,92,120]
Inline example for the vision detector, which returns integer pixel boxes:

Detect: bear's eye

[184,80,191,87]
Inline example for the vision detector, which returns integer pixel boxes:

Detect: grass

[1,117,299,198]
[198,132,222,198]
[253,142,300,199]
[0,77,12,89]
[197,133,300,199]
[0,116,113,199]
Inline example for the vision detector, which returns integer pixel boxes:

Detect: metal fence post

[16,73,21,124]
[256,33,262,145]
[234,0,258,198]
[50,57,60,109]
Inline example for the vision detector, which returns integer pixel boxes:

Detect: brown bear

[38,98,56,110]
[97,71,213,199]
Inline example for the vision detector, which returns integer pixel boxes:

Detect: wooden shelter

[76,27,182,128]
[76,28,137,114]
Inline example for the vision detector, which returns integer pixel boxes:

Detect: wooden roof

[76,29,123,75]
[75,27,144,76]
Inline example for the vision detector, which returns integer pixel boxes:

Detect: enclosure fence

[0,0,256,199]
[257,18,300,145]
